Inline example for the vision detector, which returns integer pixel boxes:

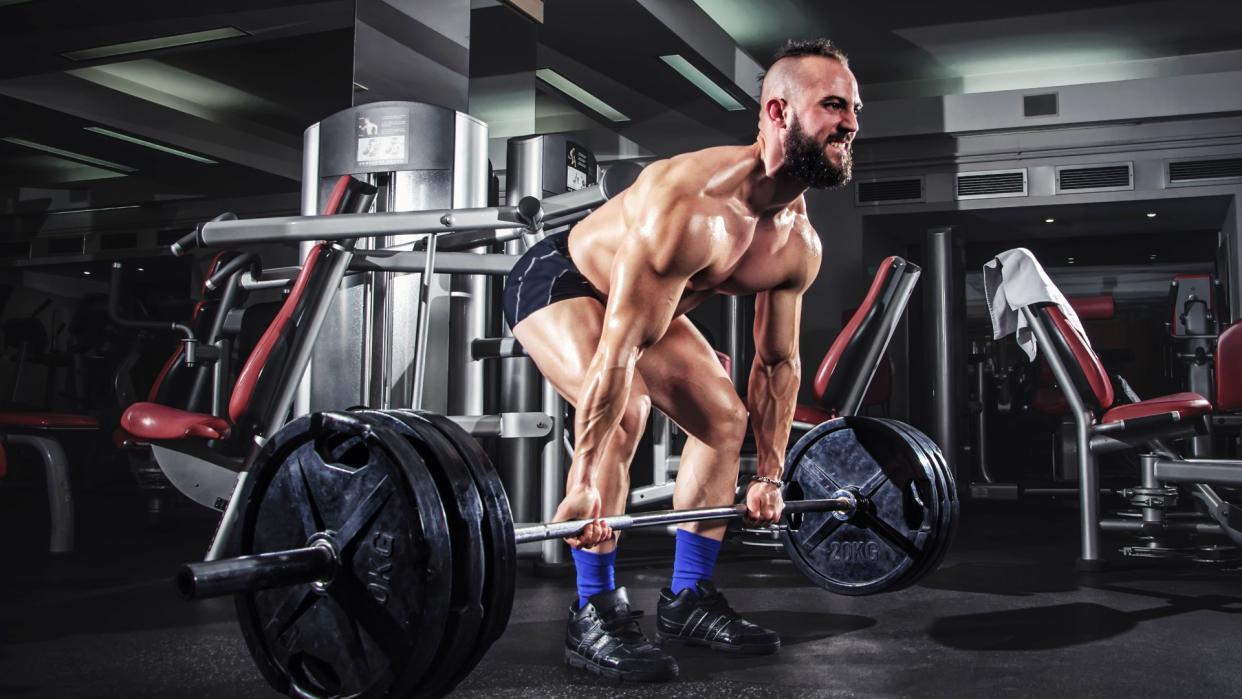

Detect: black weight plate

[235,412,451,699]
[353,409,486,697]
[407,410,517,685]
[870,419,948,591]
[779,417,942,595]
[880,419,958,588]
[850,418,947,595]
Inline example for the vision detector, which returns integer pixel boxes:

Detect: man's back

[567,143,818,316]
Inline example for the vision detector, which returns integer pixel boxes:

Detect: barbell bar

[178,494,857,600]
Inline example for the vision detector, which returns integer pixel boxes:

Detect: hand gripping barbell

[177,409,956,698]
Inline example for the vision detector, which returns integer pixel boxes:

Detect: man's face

[781,57,860,189]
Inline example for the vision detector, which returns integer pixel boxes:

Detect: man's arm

[747,221,821,481]
[566,191,713,494]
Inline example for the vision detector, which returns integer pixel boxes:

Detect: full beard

[783,117,852,189]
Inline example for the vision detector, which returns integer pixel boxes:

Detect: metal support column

[926,226,960,488]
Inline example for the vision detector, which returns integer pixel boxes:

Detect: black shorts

[502,232,603,330]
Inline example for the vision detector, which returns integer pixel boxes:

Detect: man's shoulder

[646,145,757,193]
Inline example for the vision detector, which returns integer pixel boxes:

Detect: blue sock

[670,529,722,595]
[571,548,617,608]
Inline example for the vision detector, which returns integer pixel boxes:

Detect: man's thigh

[510,297,606,407]
[638,316,739,443]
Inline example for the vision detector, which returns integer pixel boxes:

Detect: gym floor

[2,483,1240,699]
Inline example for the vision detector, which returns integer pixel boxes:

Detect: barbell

[177,409,957,698]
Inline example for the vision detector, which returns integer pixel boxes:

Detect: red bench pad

[1100,392,1212,425]
[121,403,231,440]
[794,403,833,425]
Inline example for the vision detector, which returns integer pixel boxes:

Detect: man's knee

[618,392,652,449]
[705,393,749,452]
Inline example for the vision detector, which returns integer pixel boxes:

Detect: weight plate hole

[785,481,804,531]
[315,433,370,471]
[291,652,343,696]
[903,480,927,530]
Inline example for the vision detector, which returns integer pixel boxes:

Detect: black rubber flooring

[1,481,1240,698]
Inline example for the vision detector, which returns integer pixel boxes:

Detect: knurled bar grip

[512,497,853,545]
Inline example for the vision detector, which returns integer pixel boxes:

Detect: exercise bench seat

[120,403,231,441]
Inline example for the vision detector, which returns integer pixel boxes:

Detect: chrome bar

[514,497,852,545]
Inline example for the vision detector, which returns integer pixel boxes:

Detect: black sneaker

[656,580,781,654]
[564,587,679,682]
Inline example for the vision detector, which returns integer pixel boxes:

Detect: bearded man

[501,38,860,681]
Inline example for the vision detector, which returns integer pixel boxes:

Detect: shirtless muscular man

[502,38,860,681]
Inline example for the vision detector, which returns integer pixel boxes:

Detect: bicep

[753,287,804,364]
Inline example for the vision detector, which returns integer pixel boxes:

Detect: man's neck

[747,137,807,215]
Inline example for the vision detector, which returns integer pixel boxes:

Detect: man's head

[759,39,860,189]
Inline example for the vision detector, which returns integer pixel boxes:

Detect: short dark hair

[770,38,848,68]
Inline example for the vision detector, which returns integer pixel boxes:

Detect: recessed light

[62,27,248,62]
[1067,257,1075,264]
[85,127,216,164]
[536,68,630,122]
[83,270,92,276]
[137,267,145,272]
[1146,212,1157,218]
[1045,218,1055,223]
[659,55,745,111]
[2,136,136,173]
[1149,254,1158,260]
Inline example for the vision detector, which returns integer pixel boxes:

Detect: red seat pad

[794,403,833,425]
[0,412,98,429]
[1100,392,1212,425]
[1217,323,1242,412]
[121,402,231,440]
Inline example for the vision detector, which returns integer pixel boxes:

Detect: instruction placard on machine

[356,108,410,167]
[566,142,591,191]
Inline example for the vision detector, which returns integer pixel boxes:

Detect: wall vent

[1056,162,1133,193]
[1023,93,1058,117]
[1168,157,1242,185]
[46,236,85,256]
[855,177,923,206]
[955,169,1026,200]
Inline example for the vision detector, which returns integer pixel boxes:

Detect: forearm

[567,353,638,490]
[747,354,801,479]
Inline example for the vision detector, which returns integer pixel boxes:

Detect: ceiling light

[659,54,745,111]
[1067,257,1075,264]
[536,68,629,122]
[83,271,92,276]
[1044,218,1055,223]
[1146,212,1157,218]
[1149,254,1158,260]
[85,126,216,164]
[137,267,145,272]
[44,204,142,216]
[62,26,248,62]
[2,136,135,172]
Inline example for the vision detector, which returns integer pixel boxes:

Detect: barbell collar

[513,496,854,545]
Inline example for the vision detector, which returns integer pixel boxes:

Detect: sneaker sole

[563,648,679,682]
[656,631,781,655]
